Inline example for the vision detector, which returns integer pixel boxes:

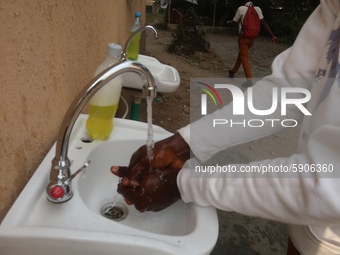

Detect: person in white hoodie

[111,1,340,254]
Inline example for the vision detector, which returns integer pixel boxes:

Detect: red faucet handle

[50,185,65,199]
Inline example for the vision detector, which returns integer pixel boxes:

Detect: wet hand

[111,166,181,212]
[112,133,190,188]
[110,133,190,211]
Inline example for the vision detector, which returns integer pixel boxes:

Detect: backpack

[242,6,261,39]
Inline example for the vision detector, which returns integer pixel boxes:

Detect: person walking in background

[227,0,278,87]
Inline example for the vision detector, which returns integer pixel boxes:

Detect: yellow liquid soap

[127,32,141,60]
[86,104,118,140]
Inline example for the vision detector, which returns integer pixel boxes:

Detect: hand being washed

[110,133,190,212]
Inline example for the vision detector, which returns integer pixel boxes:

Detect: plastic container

[127,12,142,60]
[86,43,123,140]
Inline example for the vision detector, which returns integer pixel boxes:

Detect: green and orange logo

[195,82,223,115]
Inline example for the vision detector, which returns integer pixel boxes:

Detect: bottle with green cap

[86,43,123,140]
[127,12,142,60]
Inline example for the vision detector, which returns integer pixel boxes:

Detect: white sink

[122,54,180,93]
[0,115,218,255]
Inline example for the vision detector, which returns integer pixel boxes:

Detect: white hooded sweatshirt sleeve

[177,1,340,254]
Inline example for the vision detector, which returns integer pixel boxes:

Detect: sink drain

[100,202,128,222]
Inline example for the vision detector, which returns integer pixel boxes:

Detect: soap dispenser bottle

[86,43,123,140]
[127,11,142,60]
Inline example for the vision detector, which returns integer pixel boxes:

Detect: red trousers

[231,36,254,79]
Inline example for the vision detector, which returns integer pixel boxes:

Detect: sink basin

[0,115,218,255]
[122,54,180,93]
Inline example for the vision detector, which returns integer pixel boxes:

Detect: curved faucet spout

[46,60,157,203]
[121,25,158,61]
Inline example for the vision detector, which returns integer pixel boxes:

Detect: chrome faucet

[121,25,158,61]
[46,26,158,203]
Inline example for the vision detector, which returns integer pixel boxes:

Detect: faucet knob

[49,185,65,200]
[46,160,90,203]
[46,180,72,203]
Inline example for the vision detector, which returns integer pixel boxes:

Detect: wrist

[170,132,191,159]
[154,132,191,169]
